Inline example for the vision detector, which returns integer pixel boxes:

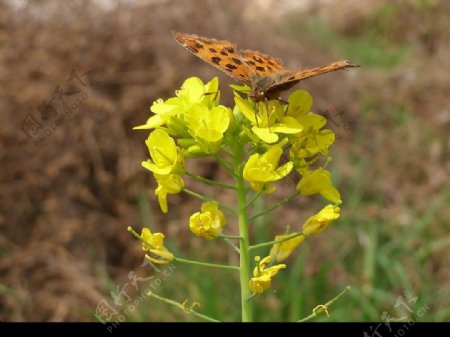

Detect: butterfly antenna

[264,98,272,132]
[203,90,220,101]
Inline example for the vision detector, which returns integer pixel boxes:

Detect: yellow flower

[134,77,219,132]
[296,168,341,204]
[140,228,174,264]
[269,233,305,262]
[154,173,184,213]
[290,125,335,161]
[235,96,302,144]
[141,129,185,176]
[186,103,231,154]
[249,256,286,294]
[134,97,184,131]
[286,90,313,119]
[302,205,340,237]
[189,202,227,239]
[286,90,335,166]
[243,146,293,193]
[178,76,219,107]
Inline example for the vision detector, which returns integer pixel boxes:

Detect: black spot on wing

[256,66,265,72]
[232,58,242,65]
[220,50,228,56]
[226,64,237,70]
[227,47,234,53]
[209,48,217,53]
[253,56,263,63]
[211,57,221,64]
[194,42,204,49]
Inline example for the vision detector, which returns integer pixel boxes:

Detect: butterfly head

[249,89,266,102]
[249,76,275,102]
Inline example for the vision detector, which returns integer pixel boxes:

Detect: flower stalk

[233,144,253,322]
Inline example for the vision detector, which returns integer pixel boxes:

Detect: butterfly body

[250,74,300,101]
[172,31,358,102]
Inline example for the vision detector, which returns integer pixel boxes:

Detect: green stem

[233,146,253,322]
[219,234,242,253]
[174,257,239,271]
[245,191,262,208]
[182,188,235,214]
[147,291,220,322]
[221,238,240,254]
[219,147,234,159]
[250,191,299,220]
[219,234,243,240]
[213,154,235,176]
[249,231,304,251]
[186,171,235,190]
[128,226,142,241]
[297,286,351,322]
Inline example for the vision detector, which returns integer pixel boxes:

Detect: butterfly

[172,31,358,102]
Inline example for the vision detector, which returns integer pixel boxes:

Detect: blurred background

[1,0,449,322]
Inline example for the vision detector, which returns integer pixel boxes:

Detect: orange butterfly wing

[268,60,358,93]
[239,49,285,77]
[172,31,253,86]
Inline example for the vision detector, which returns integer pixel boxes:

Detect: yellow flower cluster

[137,77,341,213]
[235,88,339,196]
[135,77,231,213]
[134,77,344,297]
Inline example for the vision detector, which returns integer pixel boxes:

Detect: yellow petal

[287,90,313,118]
[270,233,305,262]
[252,127,279,143]
[303,205,340,236]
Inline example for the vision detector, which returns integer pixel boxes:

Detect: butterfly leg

[276,97,290,116]
[252,101,260,128]
[278,97,289,105]
[264,98,272,132]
